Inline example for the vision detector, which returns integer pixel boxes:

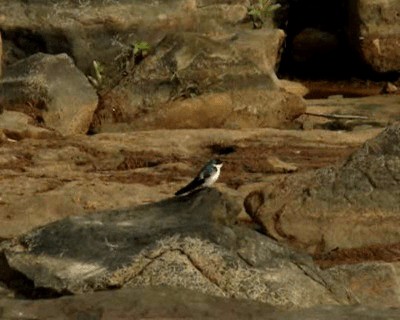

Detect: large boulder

[0,1,304,132]
[245,122,400,253]
[0,53,98,135]
[0,188,351,308]
[94,31,304,131]
[348,0,400,73]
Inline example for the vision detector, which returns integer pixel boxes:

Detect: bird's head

[210,159,223,168]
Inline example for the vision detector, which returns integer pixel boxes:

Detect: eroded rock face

[95,31,304,131]
[348,0,400,73]
[0,53,98,135]
[0,188,351,308]
[245,122,400,253]
[0,0,199,72]
[0,1,305,131]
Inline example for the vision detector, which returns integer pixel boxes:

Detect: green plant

[248,0,281,29]
[132,41,151,60]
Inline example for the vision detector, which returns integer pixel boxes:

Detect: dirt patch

[313,242,400,269]
[97,142,357,188]
[214,144,356,188]
[116,151,181,171]
[101,171,184,186]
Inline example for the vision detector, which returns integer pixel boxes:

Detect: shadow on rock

[0,188,350,308]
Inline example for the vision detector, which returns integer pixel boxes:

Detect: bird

[175,159,223,196]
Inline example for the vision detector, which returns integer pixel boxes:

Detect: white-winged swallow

[175,159,223,196]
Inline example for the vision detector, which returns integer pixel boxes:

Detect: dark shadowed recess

[1,28,73,66]
[0,253,70,299]
[275,0,398,98]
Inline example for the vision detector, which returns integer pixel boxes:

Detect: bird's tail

[175,178,203,196]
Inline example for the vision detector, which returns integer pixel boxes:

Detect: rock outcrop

[0,0,306,132]
[0,53,98,135]
[94,29,304,131]
[245,123,400,253]
[0,188,350,308]
[348,0,400,73]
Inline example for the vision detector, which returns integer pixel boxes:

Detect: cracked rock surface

[1,188,350,308]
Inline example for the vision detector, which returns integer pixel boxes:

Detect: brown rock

[382,82,398,94]
[348,0,400,73]
[0,286,399,320]
[279,79,310,97]
[0,110,54,141]
[326,262,400,307]
[304,95,400,130]
[0,0,198,72]
[245,123,400,253]
[124,89,304,130]
[0,31,2,79]
[95,32,304,131]
[0,53,98,135]
[0,127,381,239]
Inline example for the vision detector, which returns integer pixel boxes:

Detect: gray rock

[0,53,98,135]
[0,188,349,308]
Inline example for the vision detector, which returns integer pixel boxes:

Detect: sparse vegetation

[112,38,152,74]
[248,0,281,29]
[132,41,151,60]
[87,60,104,89]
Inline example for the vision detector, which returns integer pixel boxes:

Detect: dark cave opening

[275,0,398,98]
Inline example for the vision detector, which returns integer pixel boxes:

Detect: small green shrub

[248,0,281,29]
[132,41,151,59]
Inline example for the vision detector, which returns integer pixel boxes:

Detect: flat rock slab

[303,95,400,130]
[0,127,381,239]
[0,287,399,320]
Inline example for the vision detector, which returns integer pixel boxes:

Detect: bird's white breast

[203,164,222,186]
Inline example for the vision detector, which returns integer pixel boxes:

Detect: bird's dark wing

[198,164,215,180]
[175,177,205,196]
